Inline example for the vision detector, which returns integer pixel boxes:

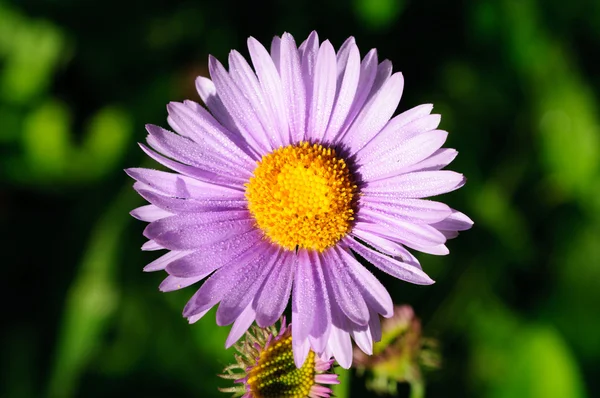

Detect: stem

[409,380,425,398]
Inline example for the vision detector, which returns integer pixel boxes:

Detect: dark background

[1,0,599,397]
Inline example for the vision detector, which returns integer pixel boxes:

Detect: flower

[353,305,441,396]
[219,318,339,398]
[127,31,472,369]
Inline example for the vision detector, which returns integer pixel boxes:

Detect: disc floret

[246,142,357,252]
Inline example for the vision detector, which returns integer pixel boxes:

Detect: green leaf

[353,0,405,31]
[492,326,587,398]
[46,186,140,398]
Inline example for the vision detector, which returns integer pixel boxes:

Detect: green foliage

[500,326,586,398]
[470,309,587,398]
[353,0,405,30]
[0,3,65,104]
[47,186,134,398]
[0,3,132,187]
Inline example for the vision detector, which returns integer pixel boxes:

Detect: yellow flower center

[246,142,357,252]
[246,334,316,398]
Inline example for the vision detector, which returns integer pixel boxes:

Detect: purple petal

[182,242,268,318]
[355,221,450,255]
[194,76,241,138]
[130,204,173,222]
[358,208,447,247]
[144,249,193,272]
[144,209,248,237]
[360,197,453,225]
[292,250,331,355]
[307,252,331,354]
[208,55,272,154]
[358,130,449,181]
[366,60,393,100]
[300,31,319,105]
[441,230,460,239]
[392,103,434,125]
[292,332,311,368]
[299,31,319,56]
[145,124,244,178]
[352,227,409,257]
[225,304,256,348]
[141,240,162,251]
[331,48,378,143]
[126,167,244,199]
[247,36,290,146]
[279,33,306,143]
[253,250,295,327]
[322,42,360,142]
[187,308,210,324]
[351,322,373,355]
[355,104,437,163]
[216,245,279,326]
[362,112,442,159]
[389,103,434,128]
[393,112,442,140]
[322,249,369,326]
[144,211,255,250]
[292,250,313,344]
[400,148,458,174]
[136,188,245,214]
[431,210,474,231]
[344,238,435,285]
[159,274,204,292]
[412,243,450,255]
[182,96,257,160]
[165,256,221,281]
[344,72,404,154]
[369,309,382,341]
[329,328,353,369]
[228,50,282,149]
[334,246,393,317]
[270,35,281,71]
[351,227,421,269]
[334,36,356,78]
[306,40,337,141]
[194,76,216,108]
[138,144,245,189]
[327,302,353,369]
[364,170,466,198]
[167,101,258,164]
[166,229,263,277]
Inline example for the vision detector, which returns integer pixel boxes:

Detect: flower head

[220,318,339,398]
[353,305,441,395]
[128,31,472,368]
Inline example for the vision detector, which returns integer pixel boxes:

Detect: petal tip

[124,167,138,180]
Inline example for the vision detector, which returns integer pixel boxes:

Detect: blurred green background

[1,0,599,397]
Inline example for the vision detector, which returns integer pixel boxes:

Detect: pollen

[246,334,316,398]
[245,142,357,252]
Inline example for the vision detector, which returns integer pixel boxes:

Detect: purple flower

[219,317,339,398]
[127,31,472,369]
